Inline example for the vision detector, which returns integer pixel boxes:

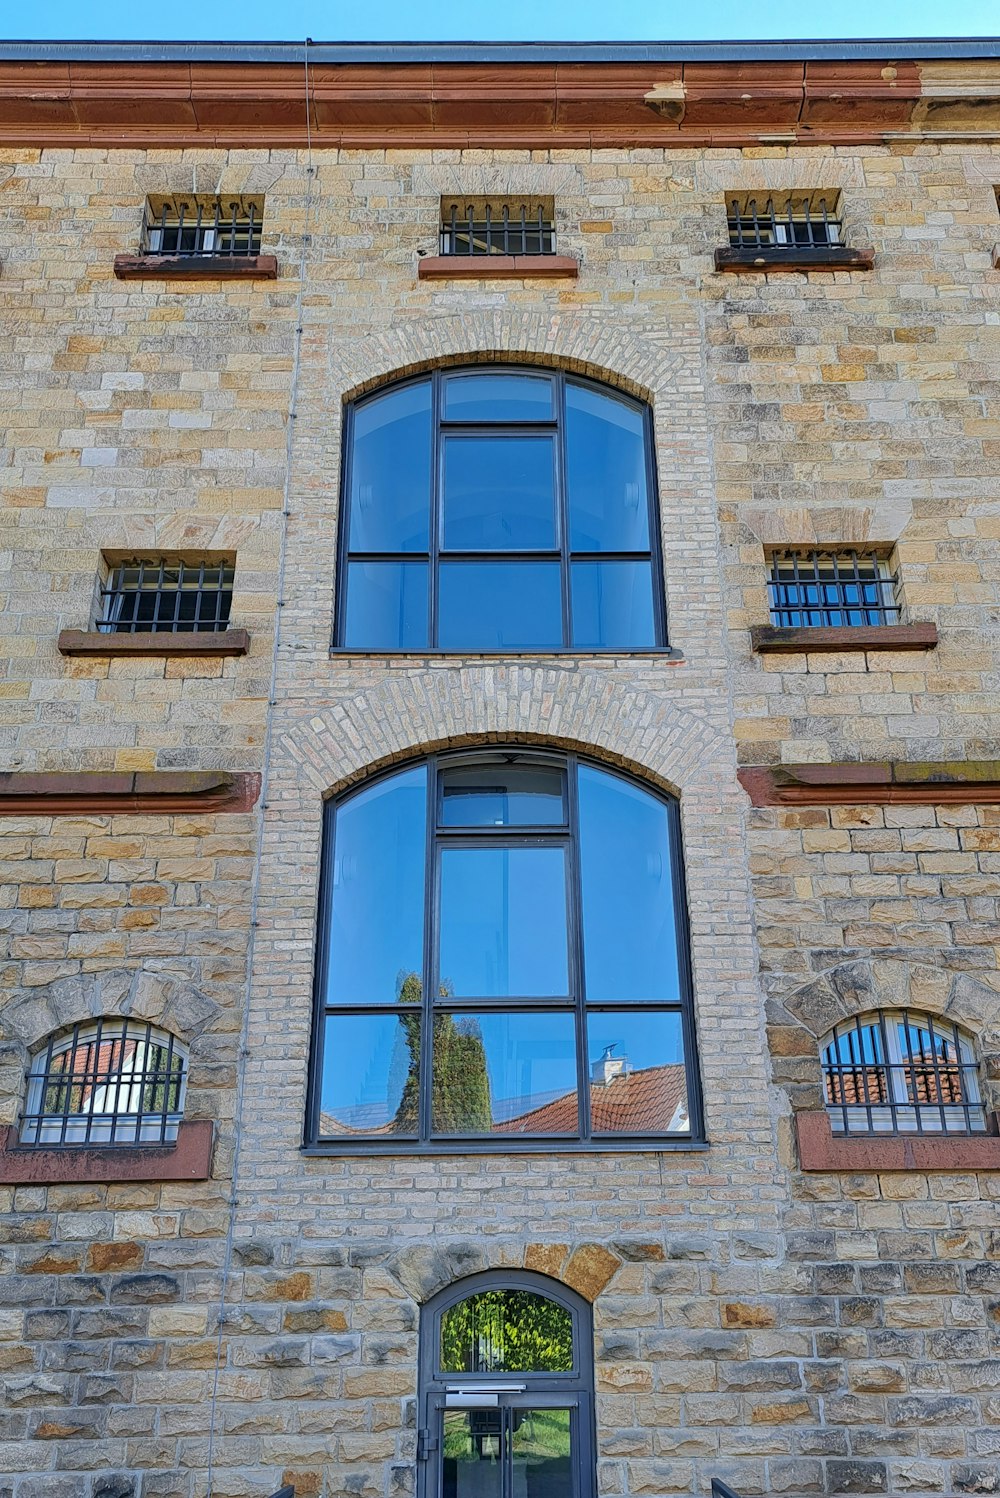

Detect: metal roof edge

[1,37,999,64]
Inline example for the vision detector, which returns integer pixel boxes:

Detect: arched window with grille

[335,366,666,653]
[418,1272,595,1498]
[821,1010,985,1136]
[21,1020,188,1147]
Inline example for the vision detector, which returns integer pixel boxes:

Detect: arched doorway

[418,1271,595,1498]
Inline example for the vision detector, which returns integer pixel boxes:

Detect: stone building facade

[1,36,1000,1498]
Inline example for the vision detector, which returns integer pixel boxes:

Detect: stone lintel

[739,762,1000,807]
[0,770,261,816]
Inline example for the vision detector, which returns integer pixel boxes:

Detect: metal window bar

[728,195,841,250]
[98,559,235,634]
[21,1020,186,1147]
[822,1011,984,1136]
[441,203,555,257]
[145,198,261,258]
[767,550,901,629]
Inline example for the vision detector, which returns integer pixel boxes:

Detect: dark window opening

[767,550,901,629]
[822,1010,985,1136]
[337,367,664,652]
[142,195,263,258]
[441,197,556,256]
[307,750,701,1151]
[98,558,235,634]
[727,193,842,250]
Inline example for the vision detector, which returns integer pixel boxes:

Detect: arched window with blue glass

[336,367,665,651]
[306,749,702,1150]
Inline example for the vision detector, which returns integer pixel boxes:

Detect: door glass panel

[439,764,566,828]
[438,563,562,650]
[439,848,569,997]
[566,383,649,552]
[348,383,431,551]
[442,1410,502,1498]
[586,1010,689,1134]
[512,1409,574,1498]
[443,372,553,423]
[439,1289,574,1373]
[432,1011,578,1135]
[326,766,427,1004]
[578,766,681,1002]
[443,436,556,551]
[570,560,656,648]
[317,1012,420,1137]
[343,560,428,650]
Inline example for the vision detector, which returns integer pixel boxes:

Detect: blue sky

[6,0,998,42]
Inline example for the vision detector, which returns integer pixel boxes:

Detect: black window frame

[96,556,236,635]
[766,549,902,630]
[332,365,673,656]
[303,748,706,1155]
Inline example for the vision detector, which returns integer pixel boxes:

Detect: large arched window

[307,749,701,1150]
[418,1272,595,1498]
[336,367,665,652]
[821,1009,985,1136]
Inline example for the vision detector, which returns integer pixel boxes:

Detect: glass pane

[343,561,428,650]
[512,1409,574,1498]
[443,372,553,423]
[566,383,650,551]
[586,1010,689,1134]
[440,1289,574,1373]
[443,436,556,550]
[348,383,431,551]
[438,563,562,650]
[571,561,656,648]
[442,1411,502,1498]
[439,848,568,997]
[578,766,681,1002]
[432,1011,578,1135]
[439,763,566,828]
[318,1013,420,1137]
[325,766,426,1004]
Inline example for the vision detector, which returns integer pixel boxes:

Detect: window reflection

[319,1013,420,1137]
[571,560,656,649]
[439,763,565,827]
[443,436,556,551]
[586,1011,689,1133]
[443,371,553,423]
[344,561,428,650]
[440,1289,574,1372]
[438,562,562,650]
[566,383,649,552]
[349,384,431,552]
[440,847,569,997]
[433,1011,578,1135]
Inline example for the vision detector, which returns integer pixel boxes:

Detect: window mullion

[420,755,439,1142]
[429,374,443,648]
[566,755,590,1142]
[556,372,572,647]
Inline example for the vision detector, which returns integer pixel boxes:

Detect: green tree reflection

[391,972,492,1134]
[440,1289,574,1373]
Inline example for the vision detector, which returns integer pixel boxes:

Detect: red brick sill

[58,628,250,658]
[714,245,874,273]
[0,769,260,816]
[739,761,1000,808]
[796,1110,1000,1172]
[751,623,938,654]
[0,1120,214,1183]
[113,253,277,280]
[418,254,579,280]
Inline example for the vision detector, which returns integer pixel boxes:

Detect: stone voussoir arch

[388,1239,624,1307]
[328,307,693,409]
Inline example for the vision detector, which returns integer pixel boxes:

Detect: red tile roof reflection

[494,1063,688,1135]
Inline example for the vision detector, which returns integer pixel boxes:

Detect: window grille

[440,197,555,256]
[142,195,263,258]
[21,1020,187,1147]
[821,1011,985,1136]
[727,192,841,250]
[767,550,901,629]
[97,558,235,634]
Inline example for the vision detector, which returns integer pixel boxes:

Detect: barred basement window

[142,194,264,258]
[767,550,901,629]
[821,1011,985,1136]
[97,558,235,634]
[440,197,556,256]
[21,1020,188,1146]
[727,191,841,250]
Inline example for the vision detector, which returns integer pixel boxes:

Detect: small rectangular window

[727,191,841,250]
[767,550,901,629]
[97,557,235,635]
[440,196,555,257]
[142,195,264,258]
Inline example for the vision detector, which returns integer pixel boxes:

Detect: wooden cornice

[1,57,1000,147]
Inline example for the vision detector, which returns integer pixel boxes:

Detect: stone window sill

[58,628,250,657]
[714,245,874,273]
[751,623,938,654]
[739,760,1000,808]
[796,1110,1000,1172]
[0,1120,214,1183]
[0,769,260,816]
[113,253,277,280]
[417,254,579,280]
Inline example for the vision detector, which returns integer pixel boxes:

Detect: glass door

[436,1392,577,1498]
